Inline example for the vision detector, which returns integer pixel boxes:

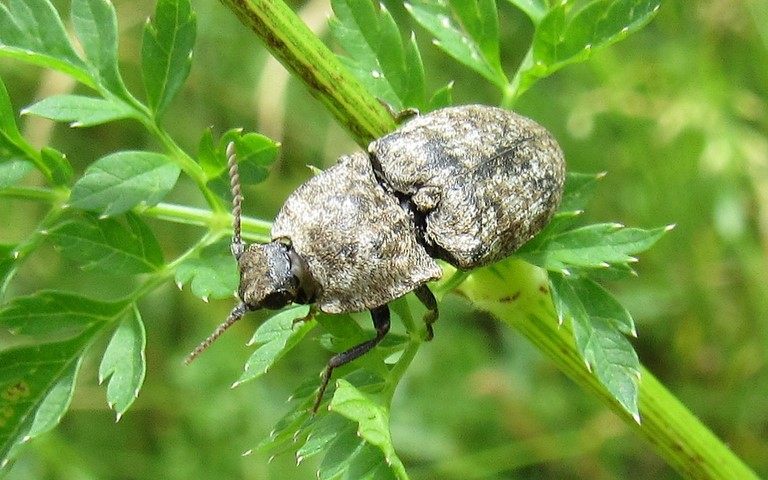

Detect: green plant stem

[0,186,271,241]
[142,202,272,242]
[219,0,396,146]
[219,1,759,477]
[457,259,759,480]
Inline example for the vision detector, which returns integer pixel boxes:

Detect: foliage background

[1,0,766,478]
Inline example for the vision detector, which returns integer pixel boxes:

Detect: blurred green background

[1,0,767,478]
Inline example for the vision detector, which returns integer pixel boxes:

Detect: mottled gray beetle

[186,105,565,411]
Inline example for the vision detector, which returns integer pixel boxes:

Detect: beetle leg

[312,305,391,413]
[376,99,420,124]
[414,285,439,341]
[291,305,317,327]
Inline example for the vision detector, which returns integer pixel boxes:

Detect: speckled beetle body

[186,105,565,411]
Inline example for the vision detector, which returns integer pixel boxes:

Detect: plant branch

[219,0,396,146]
[457,259,759,480]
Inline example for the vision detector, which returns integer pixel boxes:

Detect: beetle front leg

[414,285,439,341]
[291,305,317,327]
[312,305,391,412]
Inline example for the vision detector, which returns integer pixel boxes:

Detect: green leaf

[407,0,508,88]
[0,324,103,472]
[174,241,238,300]
[558,171,607,215]
[0,0,93,87]
[234,306,315,385]
[71,0,132,100]
[295,413,349,461]
[0,77,31,162]
[21,358,81,444]
[318,420,363,480]
[1,78,74,186]
[253,397,315,456]
[98,306,146,420]
[46,212,164,275]
[555,274,635,335]
[205,131,279,199]
[330,0,426,110]
[330,380,406,478]
[0,160,33,190]
[41,147,73,186]
[519,223,673,273]
[231,133,280,185]
[519,171,607,251]
[254,372,396,476]
[22,95,136,127]
[550,273,640,419]
[427,81,454,110]
[0,291,128,339]
[0,244,16,294]
[196,128,219,179]
[69,151,181,217]
[507,0,549,23]
[516,0,662,96]
[141,0,196,118]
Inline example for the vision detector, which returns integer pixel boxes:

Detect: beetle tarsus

[311,304,391,413]
[376,99,420,124]
[292,305,317,327]
[414,285,439,341]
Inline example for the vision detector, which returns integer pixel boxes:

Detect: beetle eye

[261,291,292,309]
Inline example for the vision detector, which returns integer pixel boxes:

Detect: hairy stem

[458,259,759,480]
[220,0,396,146]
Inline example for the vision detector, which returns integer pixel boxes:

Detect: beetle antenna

[227,142,245,260]
[184,303,248,364]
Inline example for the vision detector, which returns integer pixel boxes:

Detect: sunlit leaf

[558,171,607,214]
[317,420,362,480]
[232,133,280,185]
[235,306,314,385]
[516,0,662,96]
[174,241,238,300]
[0,290,128,338]
[71,0,133,100]
[23,95,136,127]
[427,81,454,110]
[142,0,196,118]
[407,0,507,87]
[295,413,348,462]
[46,212,164,274]
[519,223,673,272]
[507,0,549,23]
[69,151,181,217]
[550,273,640,419]
[0,77,30,161]
[519,171,607,250]
[1,78,71,186]
[98,306,146,419]
[0,325,103,471]
[40,147,73,186]
[0,244,17,294]
[330,380,405,477]
[205,131,280,200]
[330,0,426,110]
[0,161,33,190]
[0,0,93,86]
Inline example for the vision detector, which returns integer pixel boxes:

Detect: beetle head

[184,240,318,365]
[238,240,318,310]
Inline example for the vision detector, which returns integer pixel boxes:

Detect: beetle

[185,105,565,412]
